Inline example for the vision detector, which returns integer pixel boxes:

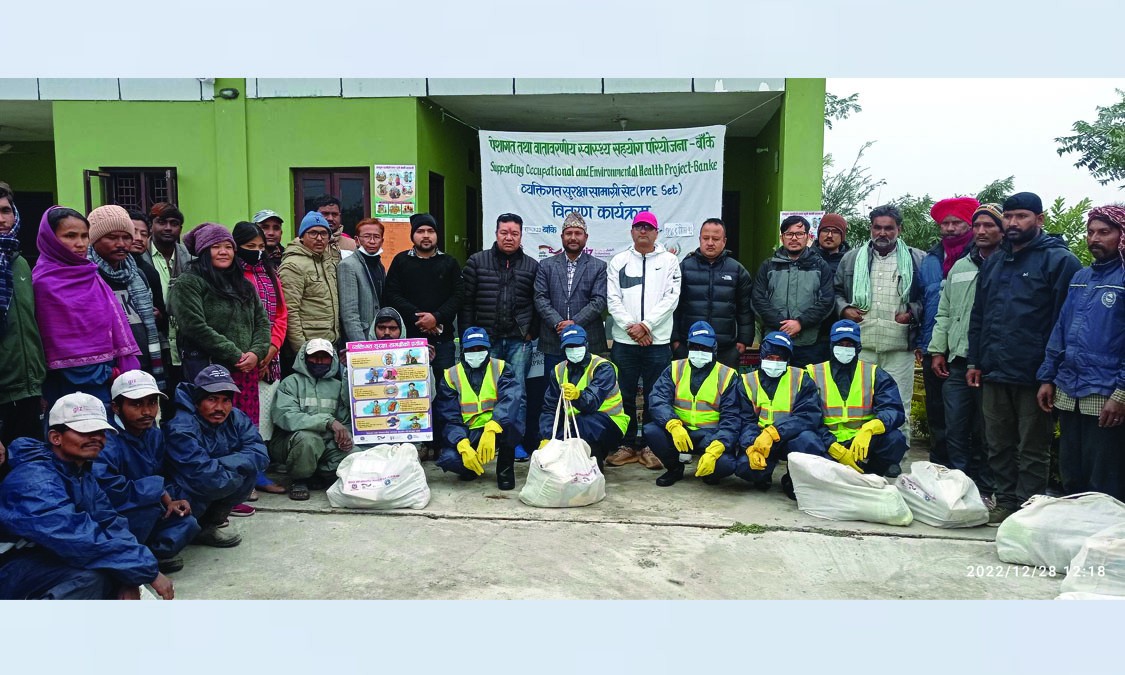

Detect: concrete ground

[172,445,1061,600]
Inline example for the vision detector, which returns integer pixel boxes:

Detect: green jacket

[279,240,339,352]
[0,255,46,404]
[167,271,271,367]
[928,248,983,361]
[271,342,351,433]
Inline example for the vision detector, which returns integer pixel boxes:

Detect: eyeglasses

[782,231,807,240]
[632,224,656,231]
[357,233,382,242]
[304,230,329,239]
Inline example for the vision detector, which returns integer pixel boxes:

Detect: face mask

[833,346,857,364]
[463,351,488,369]
[237,248,263,266]
[760,360,788,378]
[307,363,333,379]
[565,346,587,364]
[688,350,713,369]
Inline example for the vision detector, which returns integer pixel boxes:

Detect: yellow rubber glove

[850,420,884,463]
[538,438,550,450]
[665,418,694,453]
[457,438,484,475]
[477,420,502,465]
[827,442,861,473]
[561,382,580,401]
[746,427,778,471]
[694,440,725,477]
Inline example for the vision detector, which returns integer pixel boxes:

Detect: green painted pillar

[778,78,826,212]
[213,78,250,224]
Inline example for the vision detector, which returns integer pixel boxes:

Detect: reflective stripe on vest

[805,360,876,442]
[671,360,736,430]
[443,359,507,429]
[553,354,630,434]
[741,366,804,428]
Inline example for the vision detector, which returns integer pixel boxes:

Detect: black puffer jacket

[459,243,540,339]
[671,249,754,348]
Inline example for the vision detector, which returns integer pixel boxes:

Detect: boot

[497,461,516,491]
[193,525,242,548]
[655,462,684,487]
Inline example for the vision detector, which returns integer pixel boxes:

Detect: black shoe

[497,463,516,491]
[781,472,796,501]
[701,475,721,486]
[751,480,771,492]
[458,472,479,482]
[884,463,902,479]
[157,556,184,574]
[656,463,684,487]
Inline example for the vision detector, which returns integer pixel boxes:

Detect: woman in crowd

[32,206,140,406]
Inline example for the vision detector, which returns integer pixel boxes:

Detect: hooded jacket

[751,247,834,347]
[968,231,1082,386]
[93,420,170,518]
[538,352,621,439]
[673,249,754,349]
[460,243,540,340]
[0,438,159,586]
[919,238,973,351]
[0,252,46,404]
[163,383,269,505]
[647,360,741,450]
[1037,256,1125,400]
[278,240,340,351]
[606,242,681,345]
[434,354,524,446]
[272,342,351,435]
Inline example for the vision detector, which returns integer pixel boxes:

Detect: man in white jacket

[605,211,682,468]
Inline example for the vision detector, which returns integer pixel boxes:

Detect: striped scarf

[88,248,166,389]
[0,201,19,338]
[851,240,914,311]
[246,262,282,383]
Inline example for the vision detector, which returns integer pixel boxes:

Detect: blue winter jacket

[813,360,907,434]
[918,239,972,351]
[1036,258,1125,399]
[93,419,169,516]
[434,356,525,447]
[164,383,269,504]
[0,438,159,586]
[648,360,741,450]
[539,354,620,440]
[736,369,826,449]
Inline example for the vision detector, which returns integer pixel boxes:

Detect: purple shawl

[32,206,141,370]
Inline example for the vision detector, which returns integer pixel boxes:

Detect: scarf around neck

[941,230,974,278]
[0,199,21,337]
[851,240,914,312]
[88,246,165,389]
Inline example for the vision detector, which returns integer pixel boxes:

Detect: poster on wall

[346,338,433,445]
[479,126,725,262]
[779,211,826,240]
[373,164,416,217]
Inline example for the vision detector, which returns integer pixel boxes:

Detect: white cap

[48,393,117,434]
[305,338,335,356]
[111,370,167,400]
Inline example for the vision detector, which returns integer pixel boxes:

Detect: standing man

[967,192,1082,524]
[313,195,356,261]
[929,204,1005,498]
[1036,205,1125,501]
[252,209,287,266]
[534,211,608,374]
[834,204,924,445]
[383,213,462,374]
[812,213,851,357]
[673,217,753,368]
[0,183,46,447]
[918,197,979,468]
[751,215,834,367]
[144,202,193,404]
[604,211,682,469]
[279,212,340,355]
[338,217,386,343]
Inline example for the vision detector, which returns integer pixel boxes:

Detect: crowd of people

[0,177,1122,599]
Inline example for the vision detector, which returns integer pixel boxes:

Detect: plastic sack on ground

[996,492,1125,570]
[327,443,430,509]
[519,396,605,508]
[1059,522,1125,596]
[895,461,988,528]
[787,452,912,526]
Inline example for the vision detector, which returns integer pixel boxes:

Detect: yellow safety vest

[805,360,876,442]
[742,366,804,428]
[444,359,507,429]
[552,355,630,434]
[671,360,736,430]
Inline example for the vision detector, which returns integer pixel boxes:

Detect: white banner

[480,125,726,262]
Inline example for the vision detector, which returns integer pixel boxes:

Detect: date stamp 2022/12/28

[966,565,1106,579]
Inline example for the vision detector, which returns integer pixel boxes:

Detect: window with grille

[83,167,178,214]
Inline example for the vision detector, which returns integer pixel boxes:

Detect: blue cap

[298,211,331,237]
[461,326,491,349]
[560,325,587,347]
[830,319,862,345]
[192,364,241,394]
[761,331,794,357]
[686,321,717,348]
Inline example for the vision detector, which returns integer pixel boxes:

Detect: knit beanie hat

[232,221,263,247]
[87,205,136,243]
[972,203,1005,229]
[819,213,847,235]
[182,223,235,255]
[410,212,439,236]
[298,211,331,237]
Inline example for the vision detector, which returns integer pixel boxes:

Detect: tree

[824,92,862,130]
[1056,89,1125,190]
[822,141,885,217]
[1044,196,1095,266]
[973,176,1015,205]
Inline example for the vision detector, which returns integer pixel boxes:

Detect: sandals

[289,483,310,501]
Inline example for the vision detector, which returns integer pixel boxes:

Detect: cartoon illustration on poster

[346,338,433,444]
[373,164,416,217]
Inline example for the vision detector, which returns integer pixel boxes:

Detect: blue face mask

[307,362,333,379]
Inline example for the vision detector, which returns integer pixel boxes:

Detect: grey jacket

[337,252,383,343]
[751,247,833,347]
[833,242,926,349]
[533,251,608,356]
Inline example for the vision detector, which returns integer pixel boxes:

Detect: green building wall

[0,141,57,199]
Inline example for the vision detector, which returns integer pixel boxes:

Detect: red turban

[930,197,980,226]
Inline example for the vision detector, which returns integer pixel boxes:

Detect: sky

[824,78,1125,212]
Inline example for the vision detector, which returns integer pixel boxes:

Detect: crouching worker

[165,366,268,548]
[434,327,524,490]
[0,394,174,600]
[270,338,353,501]
[643,321,740,487]
[94,371,201,574]
[539,326,628,470]
[736,332,828,492]
[806,320,908,477]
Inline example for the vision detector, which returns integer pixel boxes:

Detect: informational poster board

[346,338,433,444]
[780,210,826,240]
[373,164,416,218]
